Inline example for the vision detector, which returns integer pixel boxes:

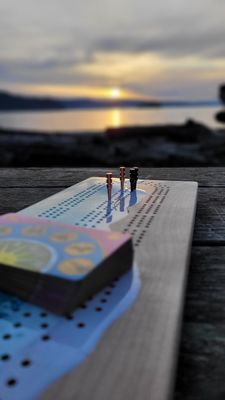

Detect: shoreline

[0,119,225,167]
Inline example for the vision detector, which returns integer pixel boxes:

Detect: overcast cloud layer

[1,0,225,99]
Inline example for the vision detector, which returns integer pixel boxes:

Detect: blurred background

[1,0,225,167]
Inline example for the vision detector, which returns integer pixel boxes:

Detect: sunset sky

[1,0,225,100]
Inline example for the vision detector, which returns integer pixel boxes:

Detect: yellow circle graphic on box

[58,258,93,275]
[51,232,77,242]
[0,239,53,272]
[65,242,95,256]
[22,225,47,236]
[0,226,12,236]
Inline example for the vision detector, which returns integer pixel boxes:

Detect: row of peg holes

[123,185,170,246]
[38,184,105,219]
[0,278,119,390]
[80,188,130,227]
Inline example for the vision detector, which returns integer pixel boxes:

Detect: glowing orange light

[110,87,121,99]
[111,109,121,128]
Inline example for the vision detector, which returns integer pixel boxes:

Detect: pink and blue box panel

[0,213,133,314]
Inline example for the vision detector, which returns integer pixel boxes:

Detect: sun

[110,87,121,99]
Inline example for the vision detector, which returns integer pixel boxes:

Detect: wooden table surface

[0,167,225,400]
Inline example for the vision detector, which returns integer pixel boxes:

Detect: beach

[1,119,225,167]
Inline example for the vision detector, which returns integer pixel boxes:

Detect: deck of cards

[0,214,133,315]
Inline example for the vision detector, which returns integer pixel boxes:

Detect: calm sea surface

[0,105,222,133]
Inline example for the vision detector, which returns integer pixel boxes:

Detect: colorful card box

[0,214,133,314]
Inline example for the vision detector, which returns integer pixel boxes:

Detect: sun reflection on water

[111,109,121,128]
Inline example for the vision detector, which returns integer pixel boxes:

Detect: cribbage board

[18,177,198,400]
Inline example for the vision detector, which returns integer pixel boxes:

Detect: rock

[106,119,212,143]
[0,120,224,167]
[215,111,225,124]
[219,84,225,103]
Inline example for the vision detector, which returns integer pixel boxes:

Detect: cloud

[1,0,225,98]
[95,23,225,59]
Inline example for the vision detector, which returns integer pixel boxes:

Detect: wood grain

[39,179,197,400]
[0,167,224,400]
[0,167,225,187]
[175,246,225,400]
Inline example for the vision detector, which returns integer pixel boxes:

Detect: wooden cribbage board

[20,177,198,400]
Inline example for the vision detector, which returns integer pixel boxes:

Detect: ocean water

[0,105,222,133]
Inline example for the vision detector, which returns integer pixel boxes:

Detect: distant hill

[0,90,219,111]
[0,91,65,111]
[0,90,161,111]
[63,98,161,109]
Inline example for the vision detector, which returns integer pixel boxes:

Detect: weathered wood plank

[0,167,225,187]
[175,246,225,400]
[194,188,225,243]
[0,168,224,400]
[0,188,60,215]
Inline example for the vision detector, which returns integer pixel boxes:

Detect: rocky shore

[1,119,225,167]
[216,85,225,124]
